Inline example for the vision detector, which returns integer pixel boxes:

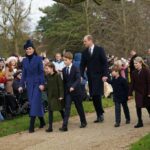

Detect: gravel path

[0,100,150,150]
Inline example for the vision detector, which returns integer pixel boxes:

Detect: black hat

[24,40,34,50]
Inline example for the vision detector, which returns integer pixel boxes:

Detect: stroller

[0,90,19,119]
[0,85,29,119]
[17,91,29,114]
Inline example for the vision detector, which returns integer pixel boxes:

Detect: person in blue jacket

[19,40,45,133]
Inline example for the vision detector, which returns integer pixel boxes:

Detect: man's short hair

[63,52,73,60]
[84,35,94,41]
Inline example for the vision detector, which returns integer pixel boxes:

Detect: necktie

[66,67,69,75]
[89,48,92,56]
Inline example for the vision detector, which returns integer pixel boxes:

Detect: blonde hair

[134,57,148,68]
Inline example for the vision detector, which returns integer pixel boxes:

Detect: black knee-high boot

[39,117,46,128]
[29,116,36,133]
[134,107,143,128]
[146,107,150,117]
[60,110,65,119]
[46,111,53,132]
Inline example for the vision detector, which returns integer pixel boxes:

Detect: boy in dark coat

[107,68,130,127]
[59,52,87,132]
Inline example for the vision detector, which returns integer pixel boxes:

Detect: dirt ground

[0,101,150,150]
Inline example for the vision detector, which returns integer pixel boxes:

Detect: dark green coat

[46,73,64,111]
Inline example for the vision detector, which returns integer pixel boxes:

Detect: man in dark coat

[80,35,108,123]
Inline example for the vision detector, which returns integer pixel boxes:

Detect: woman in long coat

[19,40,45,133]
[129,57,150,128]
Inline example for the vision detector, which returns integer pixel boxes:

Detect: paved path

[0,101,150,150]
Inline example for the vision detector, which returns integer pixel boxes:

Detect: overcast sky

[26,0,55,30]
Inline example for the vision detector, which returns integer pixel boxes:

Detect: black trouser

[48,110,64,128]
[115,101,130,124]
[136,106,150,122]
[92,95,104,118]
[63,94,87,127]
[29,116,45,130]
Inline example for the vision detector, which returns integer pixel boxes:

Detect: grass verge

[0,98,113,137]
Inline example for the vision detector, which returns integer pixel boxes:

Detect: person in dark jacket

[107,68,130,127]
[80,35,108,123]
[129,57,150,128]
[59,52,87,132]
[19,40,45,133]
[44,62,64,132]
[13,70,22,99]
[73,53,88,100]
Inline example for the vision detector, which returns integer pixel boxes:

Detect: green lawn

[0,98,113,137]
[130,133,150,150]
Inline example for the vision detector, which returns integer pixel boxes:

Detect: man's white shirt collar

[89,44,95,54]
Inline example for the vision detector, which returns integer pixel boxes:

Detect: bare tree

[0,0,32,54]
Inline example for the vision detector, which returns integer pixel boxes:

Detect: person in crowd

[0,112,4,121]
[44,62,64,132]
[13,70,23,99]
[145,48,150,68]
[59,52,87,132]
[43,57,50,66]
[5,60,15,94]
[107,68,130,127]
[18,40,45,133]
[53,53,65,73]
[80,35,108,123]
[0,60,7,88]
[128,57,150,128]
[73,52,89,100]
[6,56,18,73]
[129,50,138,79]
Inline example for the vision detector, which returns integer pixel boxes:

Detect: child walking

[107,68,130,127]
[44,62,64,132]
[59,52,87,132]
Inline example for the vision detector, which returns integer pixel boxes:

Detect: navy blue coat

[62,65,82,96]
[20,55,45,117]
[108,77,128,103]
[80,45,108,96]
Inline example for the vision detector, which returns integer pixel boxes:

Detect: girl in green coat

[44,62,64,132]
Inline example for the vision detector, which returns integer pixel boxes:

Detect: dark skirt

[135,92,150,108]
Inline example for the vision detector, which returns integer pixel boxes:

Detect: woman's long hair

[134,56,148,68]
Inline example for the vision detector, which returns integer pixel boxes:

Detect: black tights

[29,116,45,130]
[48,110,64,127]
[136,106,150,122]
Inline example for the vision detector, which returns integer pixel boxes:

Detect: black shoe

[29,129,34,133]
[46,128,53,132]
[94,115,104,123]
[39,123,46,128]
[39,121,46,128]
[126,120,130,124]
[39,117,46,128]
[80,122,87,128]
[59,127,68,132]
[114,123,120,127]
[134,122,143,128]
